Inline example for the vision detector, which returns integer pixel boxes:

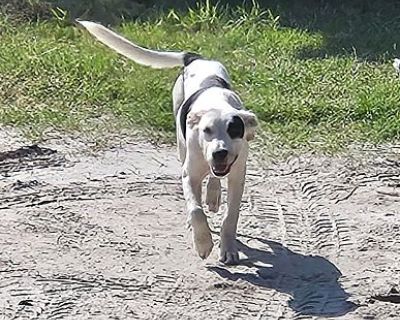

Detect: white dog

[78,21,257,264]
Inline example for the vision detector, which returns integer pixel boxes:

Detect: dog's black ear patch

[227,115,245,139]
[184,53,203,66]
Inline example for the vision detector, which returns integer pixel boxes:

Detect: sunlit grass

[1,1,400,151]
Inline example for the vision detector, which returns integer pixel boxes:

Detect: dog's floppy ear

[187,110,206,129]
[238,110,258,141]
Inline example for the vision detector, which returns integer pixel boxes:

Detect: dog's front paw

[219,241,239,265]
[191,209,214,259]
[193,228,214,259]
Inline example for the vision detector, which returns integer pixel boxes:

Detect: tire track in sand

[1,139,400,319]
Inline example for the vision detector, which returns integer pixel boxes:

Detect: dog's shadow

[208,237,358,317]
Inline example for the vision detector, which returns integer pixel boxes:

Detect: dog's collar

[179,75,231,140]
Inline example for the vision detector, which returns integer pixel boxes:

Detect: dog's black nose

[212,149,228,161]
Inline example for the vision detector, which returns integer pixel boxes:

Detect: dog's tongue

[213,164,228,174]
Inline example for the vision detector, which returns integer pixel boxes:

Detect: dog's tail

[77,20,200,69]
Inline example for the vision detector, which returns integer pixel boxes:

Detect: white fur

[78,21,257,264]
[394,58,400,75]
[77,20,185,68]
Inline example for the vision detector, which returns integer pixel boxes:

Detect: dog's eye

[203,127,212,134]
[227,116,245,139]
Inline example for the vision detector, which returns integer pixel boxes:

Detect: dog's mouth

[210,156,238,178]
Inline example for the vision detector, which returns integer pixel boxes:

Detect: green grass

[1,1,400,151]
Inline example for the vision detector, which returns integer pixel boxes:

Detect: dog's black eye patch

[227,115,244,139]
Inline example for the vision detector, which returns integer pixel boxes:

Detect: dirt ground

[0,128,399,320]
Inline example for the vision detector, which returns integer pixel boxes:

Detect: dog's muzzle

[210,156,238,178]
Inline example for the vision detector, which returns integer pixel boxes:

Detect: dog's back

[182,59,230,98]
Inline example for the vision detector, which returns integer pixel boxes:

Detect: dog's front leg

[220,159,247,265]
[182,163,214,259]
[206,177,221,213]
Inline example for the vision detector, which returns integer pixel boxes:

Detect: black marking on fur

[200,75,231,90]
[179,75,232,139]
[227,115,245,139]
[183,53,203,66]
[179,87,210,139]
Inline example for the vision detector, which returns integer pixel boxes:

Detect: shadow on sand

[209,237,358,317]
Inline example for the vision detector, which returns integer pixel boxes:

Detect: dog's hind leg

[177,139,186,164]
[173,74,186,163]
[206,176,221,213]
[172,74,184,117]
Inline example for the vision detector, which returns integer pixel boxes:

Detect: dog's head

[188,108,257,178]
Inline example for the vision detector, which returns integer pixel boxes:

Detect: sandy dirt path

[0,129,399,319]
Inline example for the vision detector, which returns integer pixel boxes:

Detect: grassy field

[1,1,400,151]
